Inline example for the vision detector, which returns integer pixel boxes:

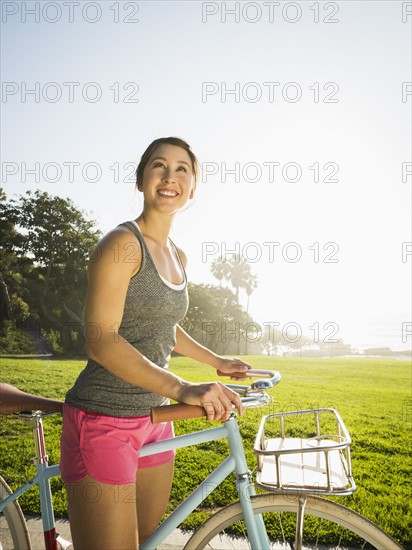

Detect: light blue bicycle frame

[0,463,60,534]
[140,415,270,550]
[0,415,270,550]
[0,414,63,550]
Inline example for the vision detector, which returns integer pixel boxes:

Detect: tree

[180,283,254,355]
[1,189,101,354]
[211,255,258,310]
[0,188,30,324]
[226,255,249,304]
[244,273,258,314]
[260,323,284,356]
[210,257,228,288]
[210,255,258,354]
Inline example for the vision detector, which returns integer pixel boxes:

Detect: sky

[1,0,411,352]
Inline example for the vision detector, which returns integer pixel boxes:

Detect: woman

[60,136,251,549]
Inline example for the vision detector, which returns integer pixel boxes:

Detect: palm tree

[226,255,252,305]
[211,256,228,288]
[211,254,258,311]
[244,273,258,314]
[210,254,259,355]
[221,255,258,355]
[243,273,258,354]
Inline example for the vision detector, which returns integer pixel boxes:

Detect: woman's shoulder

[89,223,142,270]
[101,222,141,246]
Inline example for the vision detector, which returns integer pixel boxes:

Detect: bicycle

[0,370,403,550]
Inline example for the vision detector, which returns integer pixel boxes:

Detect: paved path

[0,516,191,549]
[1,516,311,549]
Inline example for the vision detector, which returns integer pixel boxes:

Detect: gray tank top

[65,221,189,417]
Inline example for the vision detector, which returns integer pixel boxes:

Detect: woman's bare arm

[84,228,243,419]
[174,325,221,367]
[85,226,188,401]
[174,325,251,379]
[173,246,251,380]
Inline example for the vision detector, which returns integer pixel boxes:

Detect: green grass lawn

[0,356,411,547]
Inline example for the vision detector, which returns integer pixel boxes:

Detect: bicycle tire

[0,475,32,550]
[184,493,403,550]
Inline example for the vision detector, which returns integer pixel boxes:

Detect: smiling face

[139,144,195,213]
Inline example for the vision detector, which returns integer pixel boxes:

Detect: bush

[0,321,37,354]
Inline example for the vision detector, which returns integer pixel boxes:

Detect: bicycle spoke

[337,526,344,548]
[278,512,287,547]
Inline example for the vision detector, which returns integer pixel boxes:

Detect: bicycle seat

[0,383,64,414]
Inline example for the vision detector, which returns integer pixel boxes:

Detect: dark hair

[136,137,199,190]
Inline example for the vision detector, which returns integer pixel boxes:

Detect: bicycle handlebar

[151,369,281,423]
[244,369,278,379]
[0,369,280,421]
[226,369,281,394]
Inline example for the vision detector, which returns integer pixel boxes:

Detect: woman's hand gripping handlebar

[151,370,281,423]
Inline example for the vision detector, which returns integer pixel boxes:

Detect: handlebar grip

[151,403,206,423]
[244,369,274,378]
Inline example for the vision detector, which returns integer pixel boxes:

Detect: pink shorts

[60,403,175,485]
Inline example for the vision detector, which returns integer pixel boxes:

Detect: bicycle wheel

[184,493,403,550]
[0,475,32,550]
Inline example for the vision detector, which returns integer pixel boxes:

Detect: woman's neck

[135,212,175,248]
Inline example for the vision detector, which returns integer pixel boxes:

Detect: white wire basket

[254,408,356,495]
